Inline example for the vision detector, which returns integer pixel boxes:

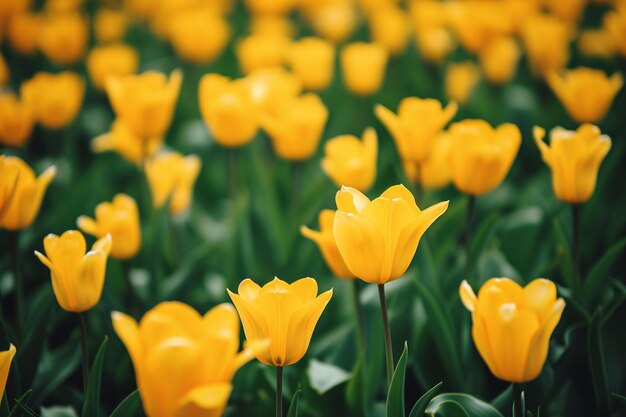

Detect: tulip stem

[463,195,476,279]
[8,230,22,340]
[571,203,581,292]
[512,383,525,417]
[413,162,423,206]
[78,312,90,393]
[351,280,366,352]
[276,366,283,417]
[229,149,239,200]
[378,284,394,385]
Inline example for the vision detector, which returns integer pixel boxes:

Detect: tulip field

[1,0,626,417]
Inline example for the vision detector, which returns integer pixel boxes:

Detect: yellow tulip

[0,156,56,230]
[244,67,302,118]
[250,15,295,38]
[444,61,480,105]
[21,71,85,130]
[479,37,520,85]
[92,119,163,165]
[460,278,565,383]
[448,119,521,196]
[321,127,378,192]
[0,156,14,219]
[403,132,452,190]
[543,0,586,23]
[35,230,112,313]
[369,6,410,55]
[604,6,626,56]
[414,27,455,65]
[228,277,333,367]
[0,92,34,147]
[106,70,182,139]
[334,185,448,284]
[578,30,616,58]
[0,54,8,86]
[7,12,41,55]
[261,93,328,161]
[547,67,623,124]
[0,0,30,28]
[167,8,230,64]
[533,124,611,204]
[78,194,141,260]
[0,344,16,399]
[38,12,89,66]
[94,8,128,44]
[113,302,267,417]
[305,0,356,44]
[301,210,354,279]
[245,0,295,15]
[288,37,335,91]
[448,1,514,54]
[341,42,388,96]
[87,43,139,91]
[198,74,258,148]
[375,97,457,164]
[236,33,291,75]
[44,0,82,13]
[521,14,571,78]
[145,152,201,215]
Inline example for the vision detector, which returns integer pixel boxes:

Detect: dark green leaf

[7,390,32,417]
[409,382,443,417]
[286,389,300,417]
[346,354,366,415]
[18,292,54,389]
[40,406,78,417]
[307,359,350,395]
[386,342,409,417]
[426,400,469,417]
[587,310,610,416]
[552,220,577,294]
[611,392,626,407]
[82,337,108,417]
[109,391,141,417]
[583,237,626,307]
[11,401,38,417]
[31,335,81,406]
[426,394,504,417]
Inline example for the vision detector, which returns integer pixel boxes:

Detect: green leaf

[307,359,351,395]
[82,337,108,417]
[409,382,443,417]
[40,406,78,417]
[286,389,300,417]
[426,394,504,417]
[552,220,577,294]
[7,390,32,417]
[19,291,54,389]
[386,342,409,417]
[583,237,626,307]
[587,310,610,416]
[346,354,366,415]
[611,392,626,407]
[31,334,81,406]
[109,391,141,417]
[11,400,38,417]
[426,400,469,417]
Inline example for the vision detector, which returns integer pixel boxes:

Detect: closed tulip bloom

[261,93,328,161]
[198,74,258,148]
[534,124,611,204]
[0,156,14,218]
[92,119,163,165]
[250,15,295,38]
[106,70,182,139]
[145,152,201,215]
[244,67,302,118]
[0,93,34,147]
[376,97,457,164]
[445,61,480,105]
[78,194,141,260]
[547,67,623,123]
[306,1,357,44]
[321,127,378,192]
[334,185,448,284]
[228,277,333,367]
[460,278,565,383]
[0,0,30,27]
[288,37,335,91]
[0,54,8,86]
[369,7,410,56]
[0,344,16,398]
[167,8,230,64]
[21,71,85,130]
[94,8,128,44]
[448,1,514,54]
[236,33,291,74]
[604,7,626,56]
[301,210,354,279]
[0,156,56,230]
[448,120,521,196]
[7,13,41,55]
[113,302,266,417]
[35,231,112,312]
[578,30,616,58]
[38,12,89,66]
[479,37,520,85]
[521,14,571,78]
[414,27,455,64]
[87,44,139,91]
[341,42,388,96]
[404,132,452,190]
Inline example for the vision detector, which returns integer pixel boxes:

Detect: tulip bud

[448,119,521,196]
[288,37,335,91]
[334,185,448,284]
[340,42,388,96]
[250,15,295,37]
[479,37,520,85]
[578,29,616,58]
[228,277,333,367]
[38,12,89,66]
[306,1,356,44]
[236,33,291,74]
[369,6,410,56]
[0,54,8,86]
[87,43,139,91]
[447,1,514,54]
[444,61,480,105]
[7,13,41,55]
[521,14,571,78]
[35,231,112,312]
[534,124,611,204]
[604,7,626,57]
[0,92,33,147]
[145,152,201,215]
[0,0,30,28]
[404,132,452,190]
[547,67,623,123]
[414,27,455,64]
[167,8,230,64]
[0,344,16,399]
[94,8,128,44]
[460,278,565,383]
[244,67,302,118]
[92,119,163,165]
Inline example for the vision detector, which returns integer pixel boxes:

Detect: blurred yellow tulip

[38,12,88,66]
[376,97,457,164]
[479,37,520,85]
[250,15,295,37]
[113,302,266,417]
[288,37,335,91]
[444,61,480,105]
[534,124,611,204]
[245,0,295,15]
[236,33,290,74]
[521,14,571,78]
[78,194,141,260]
[460,278,565,383]
[244,67,302,118]
[145,152,201,215]
[0,156,56,230]
[341,42,388,96]
[543,0,586,23]
[301,210,354,279]
[0,0,30,27]
[87,43,139,91]
[414,27,455,64]
[448,1,514,54]
[35,231,112,313]
[7,13,41,55]
[94,8,128,44]
[228,277,333,367]
[167,8,230,64]
[21,71,85,130]
[92,119,163,165]
[604,6,626,56]
[0,93,33,147]
[321,127,378,192]
[578,30,616,58]
[0,54,8,86]
[0,344,16,399]
[404,132,452,190]
[198,74,258,148]
[305,0,356,44]
[44,0,82,13]
[369,6,410,55]
[547,67,623,123]
[334,185,448,284]
[261,93,328,161]
[106,69,182,139]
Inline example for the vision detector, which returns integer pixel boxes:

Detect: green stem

[229,148,239,201]
[351,280,366,353]
[464,195,476,280]
[8,231,22,340]
[121,260,139,317]
[571,203,581,294]
[512,383,525,417]
[413,161,423,206]
[78,312,90,393]
[378,284,394,385]
[276,366,283,417]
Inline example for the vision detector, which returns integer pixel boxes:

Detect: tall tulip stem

[351,280,366,352]
[413,162,423,206]
[463,195,476,278]
[229,149,239,200]
[8,230,22,339]
[512,383,525,417]
[378,284,394,385]
[78,312,90,392]
[571,203,581,292]
[276,366,283,417]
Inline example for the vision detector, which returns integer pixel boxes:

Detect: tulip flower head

[38,12,89,66]
[236,33,291,74]
[92,119,163,165]
[445,61,480,105]
[479,37,520,85]
[145,152,201,215]
[0,92,34,147]
[404,132,452,190]
[288,37,335,91]
[460,278,565,383]
[334,185,448,284]
[7,13,41,55]
[534,124,611,204]
[0,344,16,398]
[244,67,302,118]
[369,6,410,56]
[414,26,455,64]
[521,14,571,78]
[604,6,626,57]
[167,8,230,64]
[340,42,388,96]
[113,302,267,417]
[228,277,333,367]
[94,8,128,44]
[87,44,139,91]
[301,210,354,279]
[35,231,112,313]
[0,54,7,86]
[578,30,616,58]
[305,1,357,44]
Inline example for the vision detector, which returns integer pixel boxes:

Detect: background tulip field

[1,0,626,417]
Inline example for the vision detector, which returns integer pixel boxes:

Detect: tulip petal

[175,383,232,417]
[523,298,565,380]
[111,311,142,366]
[379,184,418,209]
[336,186,370,213]
[533,126,552,166]
[227,291,271,364]
[522,279,557,324]
[290,277,318,302]
[238,279,262,302]
[139,301,203,349]
[459,280,477,312]
[77,215,99,236]
[0,344,16,398]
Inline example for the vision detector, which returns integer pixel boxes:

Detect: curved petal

[290,277,318,302]
[459,280,477,312]
[174,383,232,417]
[237,279,262,302]
[523,298,565,380]
[111,311,142,366]
[335,186,370,213]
